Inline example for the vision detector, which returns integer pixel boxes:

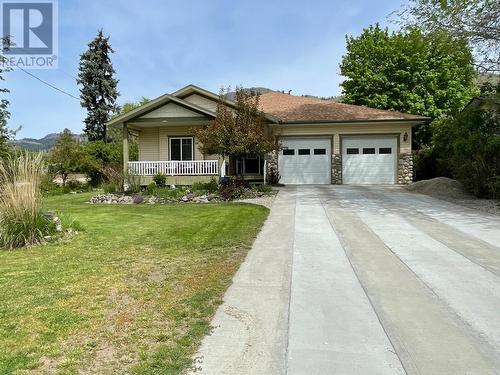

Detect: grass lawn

[0,193,269,374]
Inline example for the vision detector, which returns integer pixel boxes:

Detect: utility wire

[16,66,80,101]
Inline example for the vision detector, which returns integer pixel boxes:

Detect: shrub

[431,99,499,198]
[132,195,144,204]
[153,187,187,199]
[83,141,122,186]
[0,153,57,249]
[58,213,84,232]
[145,182,157,196]
[153,173,167,188]
[191,178,218,194]
[103,183,118,194]
[125,173,141,193]
[102,163,123,189]
[254,184,273,193]
[217,179,255,201]
[218,184,236,201]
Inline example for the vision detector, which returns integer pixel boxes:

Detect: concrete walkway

[190,186,500,375]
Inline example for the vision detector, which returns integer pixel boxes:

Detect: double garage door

[278,136,397,185]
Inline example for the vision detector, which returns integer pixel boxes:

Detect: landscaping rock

[181,193,194,202]
[89,194,134,204]
[193,195,209,203]
[43,212,62,232]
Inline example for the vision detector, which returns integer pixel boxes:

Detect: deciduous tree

[194,87,277,159]
[340,25,477,147]
[394,0,500,72]
[48,129,95,185]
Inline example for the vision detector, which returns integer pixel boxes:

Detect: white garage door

[278,138,331,184]
[342,136,397,184]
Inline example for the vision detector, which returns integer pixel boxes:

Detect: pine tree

[77,30,119,142]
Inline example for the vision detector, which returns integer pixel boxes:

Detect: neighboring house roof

[258,92,429,123]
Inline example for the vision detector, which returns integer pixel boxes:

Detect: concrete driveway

[191,186,500,375]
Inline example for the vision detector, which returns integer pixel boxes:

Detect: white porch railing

[128,160,218,176]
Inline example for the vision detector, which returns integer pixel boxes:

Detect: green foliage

[145,182,157,196]
[83,141,121,186]
[395,0,499,72]
[430,97,500,198]
[0,211,56,249]
[340,24,477,147]
[77,30,119,141]
[0,153,56,249]
[152,187,187,199]
[191,178,218,194]
[103,183,118,194]
[115,97,150,116]
[153,173,167,188]
[254,184,273,193]
[0,37,13,159]
[194,87,278,158]
[48,129,96,186]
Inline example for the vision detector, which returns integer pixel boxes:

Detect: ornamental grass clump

[0,153,55,249]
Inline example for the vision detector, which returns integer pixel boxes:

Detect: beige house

[107,85,428,186]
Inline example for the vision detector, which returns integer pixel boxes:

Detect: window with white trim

[170,137,193,161]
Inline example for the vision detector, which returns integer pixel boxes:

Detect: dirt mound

[407,177,471,200]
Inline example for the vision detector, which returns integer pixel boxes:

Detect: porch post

[122,123,129,175]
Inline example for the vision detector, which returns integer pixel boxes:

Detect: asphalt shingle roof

[258,92,428,123]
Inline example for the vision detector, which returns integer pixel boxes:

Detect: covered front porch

[127,160,220,185]
[109,85,266,186]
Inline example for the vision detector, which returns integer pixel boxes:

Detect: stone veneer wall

[331,154,342,184]
[265,151,279,183]
[397,153,414,184]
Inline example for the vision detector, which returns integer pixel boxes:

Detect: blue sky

[8,0,404,139]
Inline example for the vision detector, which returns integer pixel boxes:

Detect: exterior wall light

[403,132,408,142]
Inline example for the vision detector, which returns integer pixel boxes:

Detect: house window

[346,148,359,154]
[298,149,310,155]
[170,137,193,161]
[379,147,392,154]
[314,148,326,155]
[283,149,295,155]
[363,148,376,154]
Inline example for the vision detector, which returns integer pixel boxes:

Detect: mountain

[11,133,86,152]
[226,87,276,101]
[226,87,341,102]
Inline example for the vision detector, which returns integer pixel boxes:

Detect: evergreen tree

[77,30,119,142]
[0,37,12,158]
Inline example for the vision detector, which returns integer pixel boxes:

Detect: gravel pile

[406,177,499,215]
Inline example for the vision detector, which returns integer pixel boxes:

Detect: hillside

[12,133,86,152]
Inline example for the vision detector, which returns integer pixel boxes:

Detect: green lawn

[0,193,269,374]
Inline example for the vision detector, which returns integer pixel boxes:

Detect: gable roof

[258,92,429,123]
[107,84,430,127]
[172,84,281,123]
[107,93,217,127]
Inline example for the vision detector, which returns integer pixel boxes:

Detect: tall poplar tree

[77,30,119,141]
